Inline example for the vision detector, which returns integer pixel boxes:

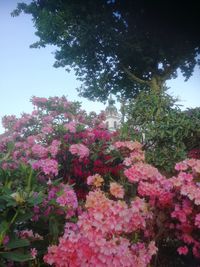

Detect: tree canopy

[13,0,200,101]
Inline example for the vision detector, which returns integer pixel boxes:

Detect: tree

[13,0,200,101]
[120,88,200,173]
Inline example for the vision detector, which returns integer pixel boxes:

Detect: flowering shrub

[44,190,157,267]
[0,96,200,266]
[0,96,121,194]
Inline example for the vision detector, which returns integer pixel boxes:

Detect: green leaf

[1,252,32,262]
[0,221,9,234]
[15,211,33,223]
[6,238,30,249]
[27,194,43,205]
[49,217,60,241]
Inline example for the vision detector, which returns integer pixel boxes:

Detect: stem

[10,209,19,226]
[27,168,33,192]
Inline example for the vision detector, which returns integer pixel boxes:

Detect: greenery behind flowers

[121,88,200,173]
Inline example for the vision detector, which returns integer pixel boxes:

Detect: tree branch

[122,67,150,85]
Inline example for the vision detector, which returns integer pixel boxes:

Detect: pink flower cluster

[87,174,104,187]
[32,159,58,176]
[69,143,90,159]
[44,190,156,267]
[32,144,48,158]
[64,121,77,133]
[114,141,142,151]
[114,141,145,166]
[109,182,124,199]
[56,184,78,218]
[19,229,43,241]
[124,162,163,184]
[124,153,200,258]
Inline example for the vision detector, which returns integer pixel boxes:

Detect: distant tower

[105,95,121,131]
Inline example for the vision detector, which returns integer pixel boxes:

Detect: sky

[0,0,200,133]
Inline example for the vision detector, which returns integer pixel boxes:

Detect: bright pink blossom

[32,159,58,176]
[177,246,188,255]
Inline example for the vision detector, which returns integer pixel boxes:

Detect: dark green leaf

[1,252,32,262]
[6,238,30,249]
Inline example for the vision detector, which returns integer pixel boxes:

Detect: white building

[105,96,121,131]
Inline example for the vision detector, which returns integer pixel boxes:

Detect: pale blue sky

[0,0,199,133]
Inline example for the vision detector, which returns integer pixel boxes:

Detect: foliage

[184,107,200,156]
[1,96,200,266]
[12,0,200,101]
[121,89,199,173]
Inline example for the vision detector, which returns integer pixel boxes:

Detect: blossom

[195,214,200,228]
[32,144,48,158]
[69,143,89,159]
[114,141,142,151]
[44,190,155,267]
[110,182,124,199]
[87,174,104,187]
[41,125,53,134]
[3,235,9,245]
[177,246,188,255]
[64,121,77,133]
[19,230,43,241]
[56,185,78,212]
[30,248,38,259]
[175,161,188,171]
[31,159,58,176]
[124,162,163,183]
[49,140,61,158]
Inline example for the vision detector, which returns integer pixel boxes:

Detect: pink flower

[41,125,53,134]
[27,136,36,145]
[3,235,9,245]
[64,121,77,133]
[114,141,142,151]
[30,248,38,259]
[56,186,78,209]
[177,246,188,255]
[49,140,61,158]
[175,161,188,171]
[195,214,200,228]
[69,144,89,159]
[110,182,125,199]
[124,162,162,183]
[32,159,58,176]
[32,144,48,158]
[87,174,104,187]
[44,189,155,267]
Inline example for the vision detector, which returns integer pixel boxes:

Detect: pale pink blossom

[69,143,89,159]
[30,248,38,259]
[49,140,61,158]
[64,121,77,133]
[110,182,125,199]
[32,144,48,158]
[32,159,58,176]
[87,174,104,187]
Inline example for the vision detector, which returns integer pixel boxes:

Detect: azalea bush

[0,96,122,266]
[0,96,200,266]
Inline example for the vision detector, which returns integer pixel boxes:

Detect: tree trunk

[150,76,164,94]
